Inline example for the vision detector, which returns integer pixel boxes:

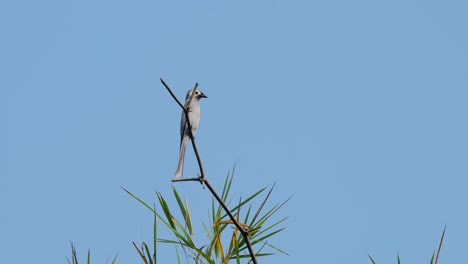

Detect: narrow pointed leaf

[122,187,155,213]
[143,242,153,264]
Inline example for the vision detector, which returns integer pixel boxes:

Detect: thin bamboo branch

[171,177,202,182]
[160,78,258,264]
[160,78,185,110]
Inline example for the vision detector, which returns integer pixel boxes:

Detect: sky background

[2,0,467,263]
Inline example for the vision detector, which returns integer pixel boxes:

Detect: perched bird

[173,89,207,180]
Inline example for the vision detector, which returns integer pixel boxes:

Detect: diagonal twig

[160,78,186,110]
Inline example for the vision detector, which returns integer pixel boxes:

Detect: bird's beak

[200,92,208,99]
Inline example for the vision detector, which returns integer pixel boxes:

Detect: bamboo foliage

[124,168,289,263]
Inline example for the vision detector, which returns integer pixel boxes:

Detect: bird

[173,88,207,180]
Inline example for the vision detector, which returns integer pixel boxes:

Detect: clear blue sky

[2,1,467,263]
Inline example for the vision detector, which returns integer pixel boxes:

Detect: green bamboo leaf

[143,242,153,264]
[175,246,181,264]
[122,187,155,213]
[252,217,288,240]
[153,204,157,264]
[368,255,376,264]
[397,254,401,264]
[158,238,185,245]
[253,240,269,260]
[251,195,292,229]
[250,228,284,246]
[156,193,176,229]
[266,242,290,255]
[211,197,216,223]
[172,186,187,222]
[110,253,118,264]
[87,249,90,264]
[234,253,273,259]
[429,252,435,264]
[221,168,235,202]
[250,183,276,225]
[154,194,196,249]
[69,243,78,264]
[252,252,274,257]
[184,197,193,235]
[235,230,241,264]
[170,186,194,236]
[243,204,252,223]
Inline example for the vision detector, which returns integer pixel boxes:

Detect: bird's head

[186,89,208,101]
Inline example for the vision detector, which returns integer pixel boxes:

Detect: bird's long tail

[173,135,189,179]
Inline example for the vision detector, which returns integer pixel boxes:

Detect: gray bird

[173,89,207,179]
